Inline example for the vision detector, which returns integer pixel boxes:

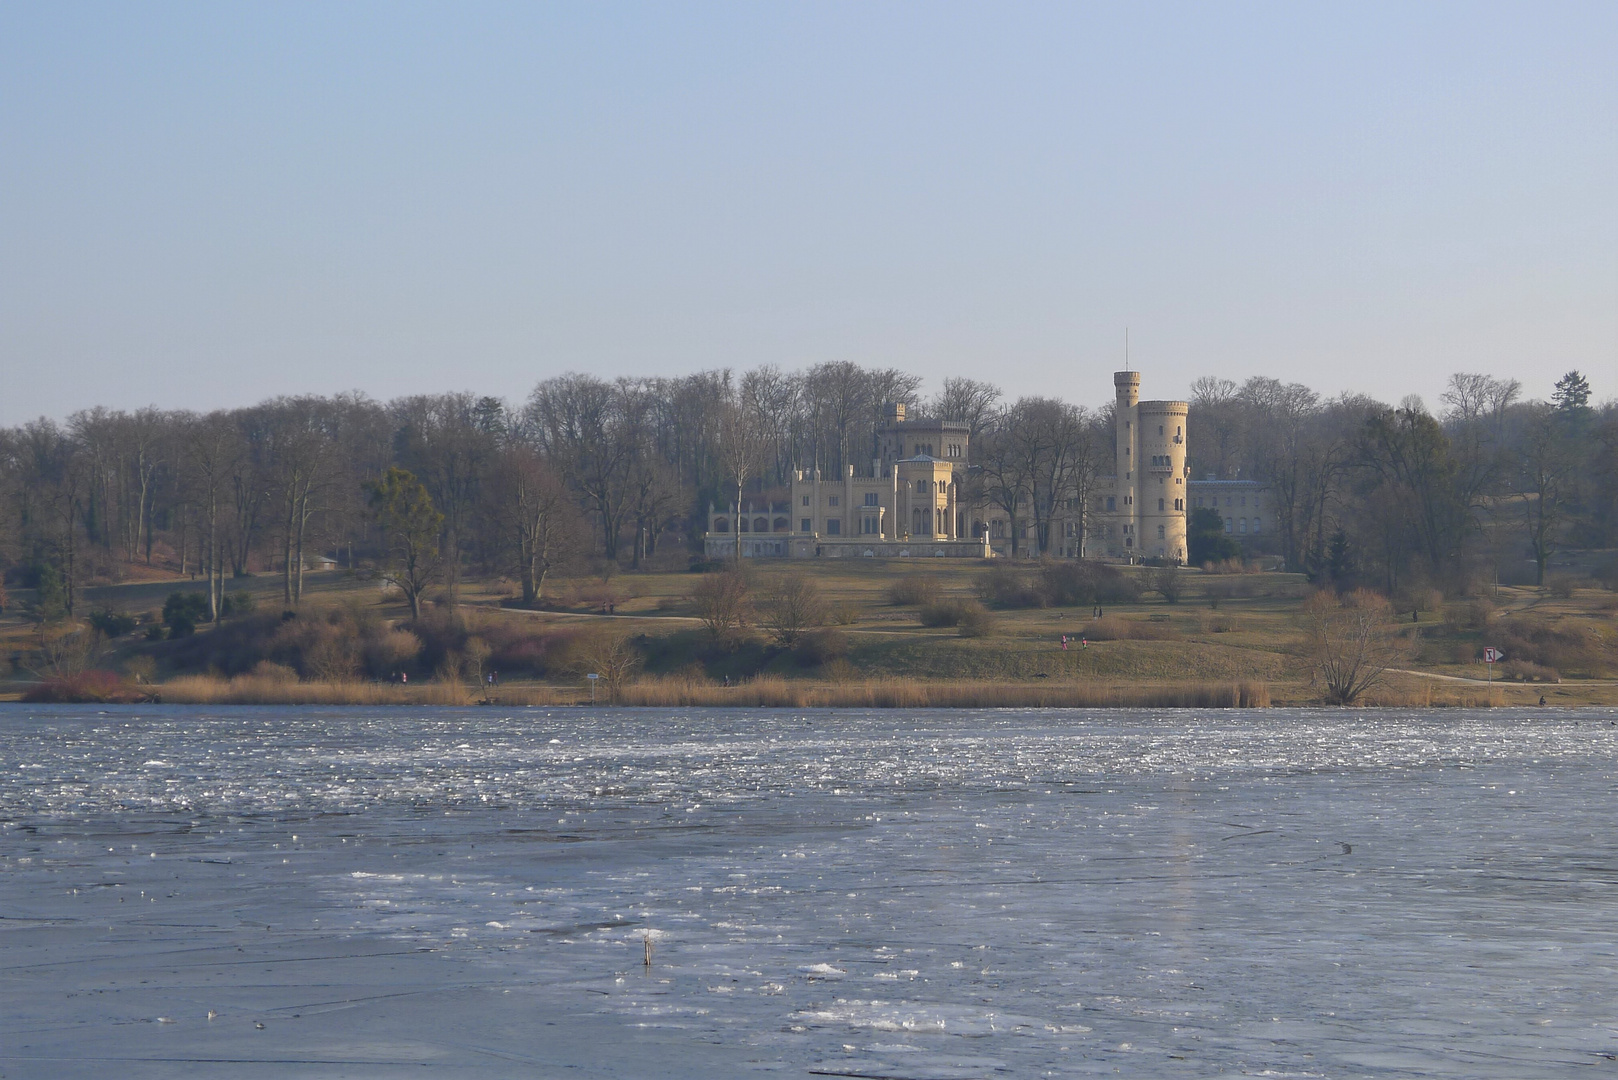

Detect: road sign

[1483,647,1501,663]
[586,673,600,679]
[586,672,600,704]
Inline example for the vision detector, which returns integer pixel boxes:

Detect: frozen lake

[4,706,1618,1078]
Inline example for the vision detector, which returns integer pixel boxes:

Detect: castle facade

[705,370,1189,563]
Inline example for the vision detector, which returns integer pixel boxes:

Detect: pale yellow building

[706,372,1189,563]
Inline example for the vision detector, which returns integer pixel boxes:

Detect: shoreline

[2,672,1600,708]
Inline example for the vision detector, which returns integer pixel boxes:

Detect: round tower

[1113,372,1140,556]
[1136,400,1189,563]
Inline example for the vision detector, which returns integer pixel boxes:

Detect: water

[4,705,1618,1078]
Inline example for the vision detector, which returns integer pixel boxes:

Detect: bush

[1151,566,1183,603]
[221,591,257,617]
[955,602,995,638]
[977,566,1045,609]
[1086,615,1180,641]
[1038,561,1141,607]
[795,627,850,665]
[1594,558,1618,592]
[1545,575,1579,600]
[162,592,211,637]
[1499,659,1558,682]
[22,670,146,704]
[887,575,943,606]
[1497,616,1609,676]
[918,600,965,627]
[827,603,862,625]
[89,607,137,639]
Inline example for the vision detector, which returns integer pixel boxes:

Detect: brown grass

[619,674,1270,708]
[160,675,476,705]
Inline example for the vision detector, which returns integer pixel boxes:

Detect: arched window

[737,517,750,532]
[714,517,730,533]
[754,517,769,533]
[916,480,928,493]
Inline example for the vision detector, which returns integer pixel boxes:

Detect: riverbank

[6,671,1599,708]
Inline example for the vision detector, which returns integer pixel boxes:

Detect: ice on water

[5,705,1618,1077]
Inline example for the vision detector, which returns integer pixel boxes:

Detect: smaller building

[1185,478,1273,546]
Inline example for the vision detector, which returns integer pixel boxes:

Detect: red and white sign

[1483,647,1502,663]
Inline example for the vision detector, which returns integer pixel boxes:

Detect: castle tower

[1136,400,1189,562]
[1114,371,1140,556]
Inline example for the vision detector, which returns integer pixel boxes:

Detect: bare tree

[1300,589,1410,704]
[717,398,767,566]
[928,377,1002,445]
[571,629,642,703]
[488,446,575,605]
[527,374,641,561]
[762,572,826,645]
[692,568,753,646]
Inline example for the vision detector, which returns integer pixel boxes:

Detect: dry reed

[160,675,479,706]
[619,674,1271,709]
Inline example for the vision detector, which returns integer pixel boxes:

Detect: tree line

[1,363,1612,621]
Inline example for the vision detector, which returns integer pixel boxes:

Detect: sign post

[1483,647,1500,691]
[586,672,600,705]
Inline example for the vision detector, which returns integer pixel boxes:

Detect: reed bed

[618,675,1271,709]
[160,675,480,706]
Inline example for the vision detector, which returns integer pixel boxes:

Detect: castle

[705,370,1189,563]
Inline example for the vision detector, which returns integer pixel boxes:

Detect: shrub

[1595,558,1618,592]
[1497,616,1608,676]
[795,627,850,665]
[89,607,137,639]
[1545,575,1579,600]
[977,566,1044,609]
[1499,659,1558,682]
[1085,615,1179,641]
[221,591,257,617]
[692,568,753,646]
[364,628,423,678]
[1040,560,1141,607]
[162,591,210,637]
[763,573,827,645]
[1151,566,1183,604]
[888,575,943,606]
[22,670,146,704]
[827,603,862,625]
[955,601,995,638]
[251,660,299,682]
[918,601,965,627]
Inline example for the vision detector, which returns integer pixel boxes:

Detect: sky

[2,2,1614,425]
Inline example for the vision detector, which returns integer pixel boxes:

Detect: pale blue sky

[2,2,1614,424]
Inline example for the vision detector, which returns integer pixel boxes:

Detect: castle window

[1158,426,1164,436]
[864,492,879,506]
[828,496,839,507]
[1239,518,1247,533]
[801,518,812,532]
[1252,518,1261,534]
[1158,498,1165,511]
[1107,496,1115,511]
[826,518,841,535]
[801,495,809,506]
[715,517,729,533]
[1225,517,1233,533]
[916,480,927,493]
[1157,525,1165,539]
